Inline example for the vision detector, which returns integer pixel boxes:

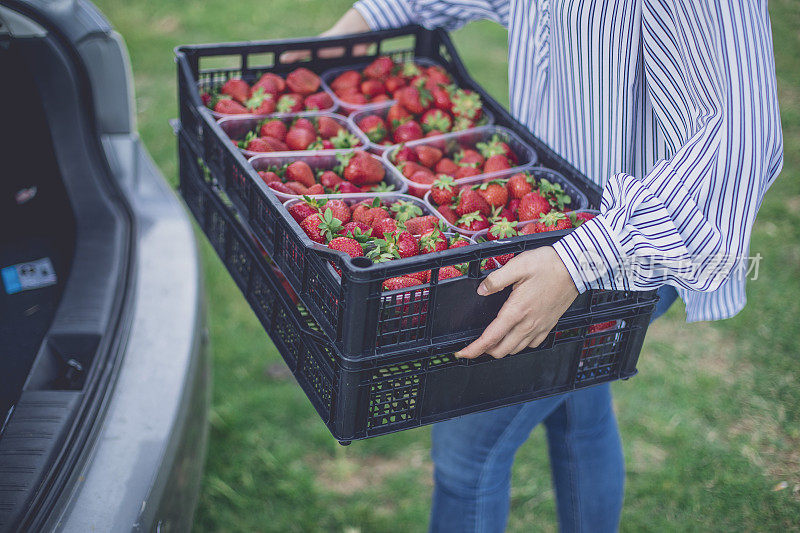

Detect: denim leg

[429,395,567,533]
[543,383,624,533]
[650,285,679,323]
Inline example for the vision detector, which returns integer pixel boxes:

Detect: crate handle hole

[351,257,373,268]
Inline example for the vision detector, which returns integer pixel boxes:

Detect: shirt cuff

[353,0,414,30]
[551,215,627,293]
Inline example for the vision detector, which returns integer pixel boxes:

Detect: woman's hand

[455,246,579,359]
[280,9,372,63]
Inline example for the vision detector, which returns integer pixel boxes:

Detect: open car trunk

[0,4,133,529]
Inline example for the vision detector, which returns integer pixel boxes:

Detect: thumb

[477,259,525,296]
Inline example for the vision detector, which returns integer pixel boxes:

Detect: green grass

[92,0,800,530]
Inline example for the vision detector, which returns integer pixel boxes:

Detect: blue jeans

[429,285,678,533]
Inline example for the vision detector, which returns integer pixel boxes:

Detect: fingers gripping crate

[179,135,655,442]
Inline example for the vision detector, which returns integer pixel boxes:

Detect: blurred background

[93,0,799,530]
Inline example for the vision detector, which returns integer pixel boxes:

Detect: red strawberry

[360,79,386,97]
[300,210,344,243]
[385,75,405,93]
[426,65,451,85]
[364,56,394,79]
[317,116,342,139]
[328,236,364,258]
[572,212,596,226]
[507,198,521,217]
[455,148,484,167]
[394,231,420,258]
[393,121,424,144]
[258,170,282,185]
[394,145,418,164]
[288,199,320,223]
[342,151,385,186]
[492,206,516,223]
[487,219,519,240]
[436,265,462,281]
[476,134,518,164]
[386,104,412,129]
[430,175,458,206]
[518,191,552,222]
[483,154,512,174]
[276,93,303,113]
[451,89,483,120]
[220,78,250,103]
[434,157,459,175]
[336,182,361,194]
[395,85,431,114]
[507,172,534,199]
[245,136,276,153]
[408,270,431,283]
[410,170,437,191]
[420,109,453,133]
[260,119,287,140]
[304,91,333,110]
[331,70,361,93]
[419,228,448,254]
[260,137,289,152]
[404,215,439,236]
[292,117,316,132]
[285,161,316,188]
[321,199,351,224]
[449,236,470,248]
[456,188,491,217]
[353,202,390,227]
[286,67,320,95]
[437,205,459,225]
[252,73,285,95]
[474,180,508,208]
[373,217,399,236]
[285,127,317,150]
[531,211,573,233]
[339,221,372,237]
[214,98,248,114]
[415,145,443,168]
[246,90,276,114]
[371,94,391,104]
[269,182,295,195]
[284,181,308,195]
[383,276,422,291]
[306,184,325,195]
[588,321,618,333]
[431,86,453,112]
[319,170,342,189]
[339,91,368,106]
[456,211,490,232]
[452,167,480,179]
[357,115,388,144]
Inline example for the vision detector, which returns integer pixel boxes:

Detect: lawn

[92,0,800,530]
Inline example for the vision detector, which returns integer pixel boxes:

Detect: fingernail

[477,283,488,296]
[454,351,463,358]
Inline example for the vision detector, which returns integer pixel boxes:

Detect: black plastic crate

[175,27,657,360]
[179,135,655,443]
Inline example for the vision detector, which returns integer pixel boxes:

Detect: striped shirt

[353,0,783,322]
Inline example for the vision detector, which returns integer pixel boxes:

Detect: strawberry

[431,85,453,112]
[288,197,321,223]
[507,198,521,216]
[214,98,248,114]
[261,137,289,152]
[476,134,517,163]
[339,221,373,238]
[452,116,477,131]
[319,170,342,189]
[434,157,459,175]
[483,154,512,174]
[438,265,464,280]
[451,89,483,120]
[292,117,316,132]
[373,217,399,236]
[357,115,387,143]
[455,148,484,167]
[316,116,342,139]
[419,228,448,253]
[531,211,573,233]
[394,146,419,165]
[571,212,596,226]
[284,181,308,195]
[339,92,368,106]
[269,182,295,195]
[385,75,405,93]
[383,276,422,291]
[456,188,491,217]
[360,78,386,97]
[341,151,385,185]
[493,254,514,266]
[491,205,516,223]
[331,70,361,93]
[421,109,453,133]
[220,78,250,103]
[364,56,394,79]
[276,93,303,113]
[353,203,391,227]
[408,270,431,283]
[455,166,481,180]
[245,136,276,153]
[537,178,572,210]
[252,73,285,95]
[260,119,287,140]
[371,94,391,104]
[409,170,437,189]
[437,205,459,225]
[245,89,276,114]
[390,199,424,223]
[456,211,490,232]
[285,161,316,188]
[507,172,534,199]
[588,321,617,333]
[306,184,325,195]
[426,65,451,86]
[300,209,344,243]
[395,85,431,114]
[304,91,334,110]
[518,191,552,221]
[487,219,518,240]
[286,67,320,95]
[393,120,424,144]
[430,175,458,205]
[394,231,420,258]
[321,199,351,224]
[397,61,422,79]
[336,182,361,194]
[449,236,470,248]
[474,180,508,208]
[285,127,317,150]
[258,170,282,185]
[404,215,439,236]
[328,236,364,259]
[386,104,412,129]
[415,145,443,168]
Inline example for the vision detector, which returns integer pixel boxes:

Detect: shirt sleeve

[552,0,783,295]
[353,0,510,31]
